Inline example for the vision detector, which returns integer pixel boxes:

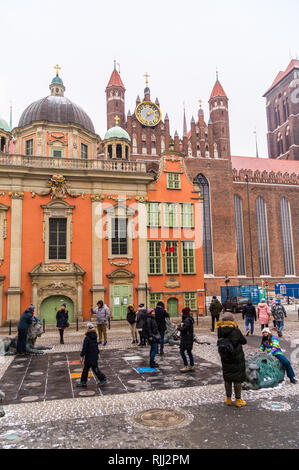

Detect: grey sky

[1,0,298,158]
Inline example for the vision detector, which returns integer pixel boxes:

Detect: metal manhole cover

[129,408,193,430]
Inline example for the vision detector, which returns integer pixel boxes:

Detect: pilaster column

[76,279,83,321]
[90,197,105,306]
[7,191,24,323]
[137,201,149,305]
[0,276,5,326]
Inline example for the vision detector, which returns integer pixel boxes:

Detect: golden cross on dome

[54,64,61,76]
[198,99,203,108]
[114,115,120,125]
[143,72,150,87]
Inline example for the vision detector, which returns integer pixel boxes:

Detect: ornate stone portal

[29,263,85,321]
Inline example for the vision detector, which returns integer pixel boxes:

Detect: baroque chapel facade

[0,59,298,325]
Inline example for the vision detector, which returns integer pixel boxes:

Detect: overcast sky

[1,0,298,158]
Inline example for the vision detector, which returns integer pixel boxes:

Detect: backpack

[217,337,234,357]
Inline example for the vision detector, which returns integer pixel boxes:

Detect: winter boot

[235,398,247,407]
[150,361,159,368]
[98,378,107,386]
[76,382,87,387]
[188,365,195,372]
[225,397,232,406]
[180,366,190,373]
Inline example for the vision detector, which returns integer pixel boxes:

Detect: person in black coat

[143,309,160,368]
[136,304,147,346]
[77,323,106,387]
[242,300,257,336]
[56,303,69,344]
[16,305,34,354]
[154,301,169,356]
[177,307,195,372]
[217,312,247,407]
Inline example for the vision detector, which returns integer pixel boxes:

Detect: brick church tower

[263,59,299,161]
[106,62,126,130]
[208,73,231,159]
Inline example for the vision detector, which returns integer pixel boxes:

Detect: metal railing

[0,152,147,173]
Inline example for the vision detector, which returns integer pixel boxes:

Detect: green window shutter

[180,203,194,228]
[167,173,181,189]
[148,241,162,274]
[165,241,179,274]
[163,203,178,227]
[184,292,197,310]
[182,241,196,274]
[147,202,161,227]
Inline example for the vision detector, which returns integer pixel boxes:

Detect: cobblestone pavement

[0,310,298,450]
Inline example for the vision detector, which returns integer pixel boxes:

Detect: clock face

[135,101,161,127]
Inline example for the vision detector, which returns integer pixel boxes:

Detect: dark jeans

[273,320,284,335]
[159,329,165,353]
[276,354,295,380]
[180,347,194,366]
[211,314,219,331]
[138,330,146,345]
[81,361,106,384]
[245,317,254,334]
[17,329,28,354]
[150,342,158,363]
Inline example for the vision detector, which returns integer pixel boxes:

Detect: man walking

[91,300,110,346]
[209,296,223,332]
[154,301,169,356]
[271,299,287,337]
[242,300,257,336]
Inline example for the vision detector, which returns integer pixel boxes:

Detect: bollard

[76,318,79,332]
[108,317,111,330]
[43,319,45,333]
[9,320,12,336]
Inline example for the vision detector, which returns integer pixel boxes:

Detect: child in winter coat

[257,299,271,331]
[77,323,106,388]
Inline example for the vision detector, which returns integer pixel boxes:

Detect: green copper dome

[51,75,64,86]
[103,124,131,142]
[0,117,10,132]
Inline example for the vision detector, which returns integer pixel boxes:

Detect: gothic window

[286,97,290,116]
[255,197,270,276]
[161,138,165,153]
[283,100,287,122]
[234,195,246,276]
[280,198,295,275]
[132,135,137,153]
[196,174,213,274]
[286,127,290,150]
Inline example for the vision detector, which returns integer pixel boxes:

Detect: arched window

[234,195,246,275]
[255,197,270,276]
[280,198,295,275]
[197,174,213,274]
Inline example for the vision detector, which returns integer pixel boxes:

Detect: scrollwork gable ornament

[33,174,83,199]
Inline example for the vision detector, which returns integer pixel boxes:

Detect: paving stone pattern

[0,347,222,405]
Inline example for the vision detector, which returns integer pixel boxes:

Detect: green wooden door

[112,285,130,320]
[167,298,178,317]
[40,296,74,325]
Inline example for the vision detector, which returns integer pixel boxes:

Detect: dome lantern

[50,64,65,97]
[103,116,131,160]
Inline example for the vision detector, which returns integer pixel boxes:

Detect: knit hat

[148,309,155,314]
[87,322,95,330]
[275,298,281,303]
[62,303,67,307]
[262,327,271,334]
[138,303,144,308]
[182,307,191,315]
[97,300,103,306]
[222,312,235,322]
[212,296,217,300]
[28,304,35,312]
